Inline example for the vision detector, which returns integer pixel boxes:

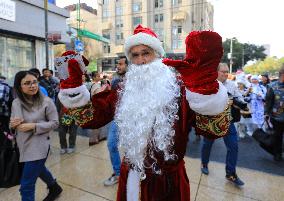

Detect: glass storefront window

[0,35,35,85]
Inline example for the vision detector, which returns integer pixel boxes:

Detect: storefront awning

[77,29,110,43]
[173,11,187,21]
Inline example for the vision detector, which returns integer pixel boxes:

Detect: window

[133,2,141,12]
[172,26,177,36]
[177,40,183,48]
[116,18,124,28]
[103,44,111,53]
[155,28,164,40]
[103,0,109,5]
[160,0,163,7]
[172,0,181,6]
[177,25,182,34]
[133,16,142,27]
[103,9,110,18]
[154,14,159,23]
[116,6,123,16]
[1,36,35,81]
[102,31,110,39]
[172,39,182,49]
[160,14,163,22]
[155,0,159,8]
[154,14,163,23]
[155,0,163,8]
[172,25,182,35]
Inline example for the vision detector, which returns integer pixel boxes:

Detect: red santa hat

[124,24,165,59]
[55,50,89,89]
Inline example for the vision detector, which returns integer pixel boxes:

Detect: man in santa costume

[56,25,230,201]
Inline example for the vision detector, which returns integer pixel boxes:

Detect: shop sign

[0,0,16,22]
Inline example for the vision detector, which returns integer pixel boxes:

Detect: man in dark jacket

[265,65,284,161]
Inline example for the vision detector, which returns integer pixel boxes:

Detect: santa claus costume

[55,25,230,201]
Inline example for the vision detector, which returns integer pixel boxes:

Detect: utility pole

[77,0,81,39]
[242,46,245,68]
[229,38,233,73]
[44,0,49,68]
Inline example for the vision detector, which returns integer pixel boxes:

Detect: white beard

[115,59,180,178]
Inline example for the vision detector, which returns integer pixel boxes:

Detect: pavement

[0,131,283,201]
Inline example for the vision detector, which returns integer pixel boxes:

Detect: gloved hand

[163,31,223,95]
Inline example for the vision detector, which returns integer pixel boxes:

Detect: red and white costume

[55,25,230,201]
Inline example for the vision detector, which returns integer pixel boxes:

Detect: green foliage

[243,57,283,75]
[221,38,267,72]
[87,60,97,72]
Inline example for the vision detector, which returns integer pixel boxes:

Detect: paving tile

[190,182,199,201]
[80,140,110,161]
[185,157,202,183]
[0,181,110,201]
[50,132,90,153]
[45,146,73,167]
[195,185,259,201]
[49,153,117,201]
[199,161,284,201]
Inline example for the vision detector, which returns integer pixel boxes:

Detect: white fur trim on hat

[186,81,229,115]
[124,32,165,60]
[58,85,90,108]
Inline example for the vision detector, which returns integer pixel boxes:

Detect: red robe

[68,83,229,201]
[116,84,194,201]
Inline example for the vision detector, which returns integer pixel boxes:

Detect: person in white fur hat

[248,75,267,128]
[56,25,230,201]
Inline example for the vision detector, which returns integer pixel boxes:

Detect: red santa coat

[67,80,229,201]
[70,84,196,201]
[116,84,193,201]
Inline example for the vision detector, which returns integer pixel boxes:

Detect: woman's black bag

[252,120,275,155]
[0,129,23,188]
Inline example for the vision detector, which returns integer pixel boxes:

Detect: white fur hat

[124,24,165,59]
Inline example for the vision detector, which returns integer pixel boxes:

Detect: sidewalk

[0,132,283,201]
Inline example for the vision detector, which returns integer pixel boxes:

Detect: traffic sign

[75,39,84,52]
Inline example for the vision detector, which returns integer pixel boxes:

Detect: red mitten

[163,31,223,95]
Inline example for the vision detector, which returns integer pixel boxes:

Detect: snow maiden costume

[55,26,230,201]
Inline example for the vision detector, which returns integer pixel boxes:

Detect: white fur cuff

[186,81,228,115]
[58,85,90,108]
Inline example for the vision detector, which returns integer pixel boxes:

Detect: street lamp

[227,38,236,74]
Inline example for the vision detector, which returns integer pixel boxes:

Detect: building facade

[97,0,214,71]
[0,0,70,84]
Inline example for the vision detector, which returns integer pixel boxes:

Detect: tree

[243,57,282,75]
[221,38,267,72]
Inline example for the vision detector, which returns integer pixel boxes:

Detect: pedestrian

[235,77,254,137]
[260,74,270,88]
[40,68,56,101]
[0,74,13,133]
[249,75,266,128]
[200,63,245,187]
[56,25,230,201]
[104,56,128,186]
[29,68,48,96]
[87,72,103,145]
[10,71,62,201]
[265,64,284,161]
[57,98,78,154]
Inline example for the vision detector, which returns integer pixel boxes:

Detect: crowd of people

[0,25,283,201]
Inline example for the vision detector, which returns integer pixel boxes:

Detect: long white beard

[115,59,180,178]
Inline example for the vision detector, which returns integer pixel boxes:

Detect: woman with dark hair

[9,71,62,201]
